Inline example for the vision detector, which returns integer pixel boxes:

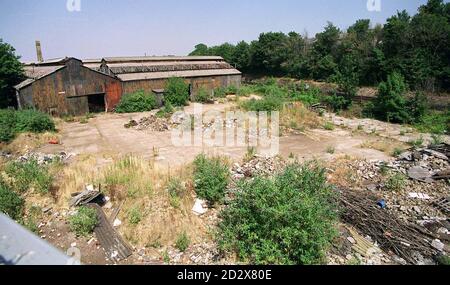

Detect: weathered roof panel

[118,68,242,81]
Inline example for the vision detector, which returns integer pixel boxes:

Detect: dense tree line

[0,39,24,108]
[190,0,450,92]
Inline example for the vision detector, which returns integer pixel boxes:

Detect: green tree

[0,39,25,108]
[310,23,341,80]
[189,43,209,56]
[232,41,251,71]
[373,72,411,123]
[250,32,289,74]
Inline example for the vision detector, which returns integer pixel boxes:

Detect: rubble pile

[231,155,286,180]
[339,189,440,265]
[17,151,74,165]
[125,115,170,132]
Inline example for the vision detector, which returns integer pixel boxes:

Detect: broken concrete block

[192,199,208,216]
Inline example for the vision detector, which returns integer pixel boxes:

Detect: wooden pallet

[433,197,450,215]
[87,204,132,262]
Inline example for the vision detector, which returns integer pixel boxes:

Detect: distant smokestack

[35,41,43,62]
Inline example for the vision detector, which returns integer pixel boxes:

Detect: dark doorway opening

[88,94,106,113]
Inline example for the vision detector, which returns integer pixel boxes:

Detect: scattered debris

[127,115,170,132]
[339,189,439,264]
[87,204,132,262]
[433,197,450,214]
[408,193,431,200]
[408,166,433,183]
[18,151,74,165]
[124,120,138,129]
[231,155,286,180]
[69,185,102,207]
[113,219,122,228]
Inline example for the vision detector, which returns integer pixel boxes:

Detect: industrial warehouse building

[15,56,242,116]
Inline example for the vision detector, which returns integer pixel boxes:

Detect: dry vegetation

[280,102,323,133]
[57,155,209,250]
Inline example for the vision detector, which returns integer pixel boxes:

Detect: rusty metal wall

[19,59,120,116]
[121,74,242,98]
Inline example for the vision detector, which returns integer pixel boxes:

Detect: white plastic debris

[85,184,95,191]
[113,219,122,227]
[192,199,208,216]
[408,193,431,200]
[431,239,445,251]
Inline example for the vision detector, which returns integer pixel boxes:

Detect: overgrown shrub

[194,88,212,103]
[175,231,190,252]
[0,109,55,142]
[372,72,411,123]
[214,87,227,98]
[115,90,157,113]
[14,109,55,133]
[385,172,407,191]
[240,96,283,112]
[193,154,229,205]
[290,88,321,106]
[225,85,238,95]
[0,109,17,142]
[218,162,338,265]
[0,179,24,220]
[167,178,186,208]
[165,77,189,106]
[128,206,142,225]
[156,102,174,118]
[5,159,53,194]
[69,206,98,236]
[237,85,255,97]
[323,93,352,112]
[414,111,449,135]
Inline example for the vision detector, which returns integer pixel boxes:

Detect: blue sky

[0,0,432,61]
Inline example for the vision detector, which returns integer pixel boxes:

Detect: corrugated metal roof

[15,65,66,90]
[103,56,224,63]
[14,79,36,90]
[118,68,241,81]
[24,65,65,79]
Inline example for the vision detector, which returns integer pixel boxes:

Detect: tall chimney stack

[35,40,43,63]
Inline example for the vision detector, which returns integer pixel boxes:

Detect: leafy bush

[214,87,227,98]
[0,179,24,220]
[115,90,157,113]
[69,206,98,236]
[193,154,229,205]
[218,162,338,265]
[165,77,190,106]
[290,89,321,106]
[156,102,174,118]
[372,72,411,123]
[14,109,55,133]
[414,111,449,135]
[237,85,255,97]
[240,96,283,112]
[194,87,212,103]
[5,159,53,194]
[324,94,352,112]
[128,206,142,225]
[385,172,407,191]
[225,85,238,95]
[167,178,186,208]
[323,122,335,131]
[0,109,55,142]
[175,231,190,252]
[0,109,17,142]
